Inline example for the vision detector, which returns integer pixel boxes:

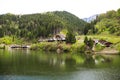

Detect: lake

[0,49,120,80]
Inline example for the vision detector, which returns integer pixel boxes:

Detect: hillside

[83,8,120,36]
[53,11,86,32]
[94,9,120,35]
[0,11,87,39]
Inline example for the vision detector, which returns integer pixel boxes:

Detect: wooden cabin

[93,39,113,47]
[54,34,66,41]
[98,40,113,47]
[47,38,55,42]
[38,34,66,42]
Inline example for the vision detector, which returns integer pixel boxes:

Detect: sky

[0,0,120,18]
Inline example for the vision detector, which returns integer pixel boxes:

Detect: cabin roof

[55,34,65,38]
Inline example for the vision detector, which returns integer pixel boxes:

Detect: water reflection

[0,49,120,80]
[84,54,95,67]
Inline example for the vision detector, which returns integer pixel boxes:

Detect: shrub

[71,43,85,53]
[0,36,12,44]
[30,42,58,51]
[66,30,76,44]
[84,36,94,50]
[114,43,120,52]
[94,43,105,51]
[61,44,71,52]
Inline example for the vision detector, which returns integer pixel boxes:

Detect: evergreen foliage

[84,36,88,45]
[84,36,94,50]
[0,11,87,40]
[66,30,76,44]
[84,8,120,36]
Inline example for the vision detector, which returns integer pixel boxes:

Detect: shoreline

[1,43,119,55]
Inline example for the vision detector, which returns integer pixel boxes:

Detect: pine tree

[66,30,76,44]
[84,37,94,50]
[88,38,94,49]
[84,36,88,45]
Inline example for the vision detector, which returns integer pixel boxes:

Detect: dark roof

[55,34,65,38]
[98,40,113,47]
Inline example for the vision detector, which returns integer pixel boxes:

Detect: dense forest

[84,8,120,36]
[0,11,86,40]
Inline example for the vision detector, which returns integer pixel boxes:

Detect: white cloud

[0,0,120,18]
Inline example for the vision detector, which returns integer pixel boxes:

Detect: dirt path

[95,47,119,55]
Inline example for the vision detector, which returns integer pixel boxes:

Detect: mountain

[83,15,97,23]
[53,11,87,31]
[0,11,87,39]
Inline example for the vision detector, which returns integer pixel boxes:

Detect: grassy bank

[30,42,85,53]
[0,36,24,45]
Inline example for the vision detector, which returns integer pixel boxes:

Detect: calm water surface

[0,49,120,80]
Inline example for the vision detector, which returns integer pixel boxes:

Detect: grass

[0,36,28,45]
[0,36,13,44]
[30,41,85,53]
[94,44,105,51]
[30,42,58,51]
[0,45,5,49]
[114,43,120,51]
[86,35,120,43]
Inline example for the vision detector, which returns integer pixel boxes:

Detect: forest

[0,11,86,40]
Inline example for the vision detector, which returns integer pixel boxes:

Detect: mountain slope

[0,11,87,39]
[94,9,120,35]
[53,11,86,32]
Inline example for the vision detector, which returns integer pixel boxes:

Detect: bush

[43,43,57,51]
[0,36,12,44]
[84,36,94,50]
[94,43,105,51]
[61,44,71,52]
[71,43,85,53]
[114,43,120,51]
[79,44,86,53]
[30,42,58,51]
[66,30,76,44]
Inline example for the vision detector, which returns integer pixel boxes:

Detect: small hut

[38,34,66,42]
[98,40,113,47]
[54,34,66,41]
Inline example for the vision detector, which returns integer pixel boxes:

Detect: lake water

[0,49,120,80]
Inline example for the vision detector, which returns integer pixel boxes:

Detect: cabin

[93,39,99,44]
[98,40,113,47]
[54,34,66,41]
[38,39,43,42]
[93,39,113,47]
[47,38,55,42]
[38,34,66,42]
[38,37,47,42]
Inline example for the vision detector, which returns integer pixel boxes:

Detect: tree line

[0,11,87,40]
